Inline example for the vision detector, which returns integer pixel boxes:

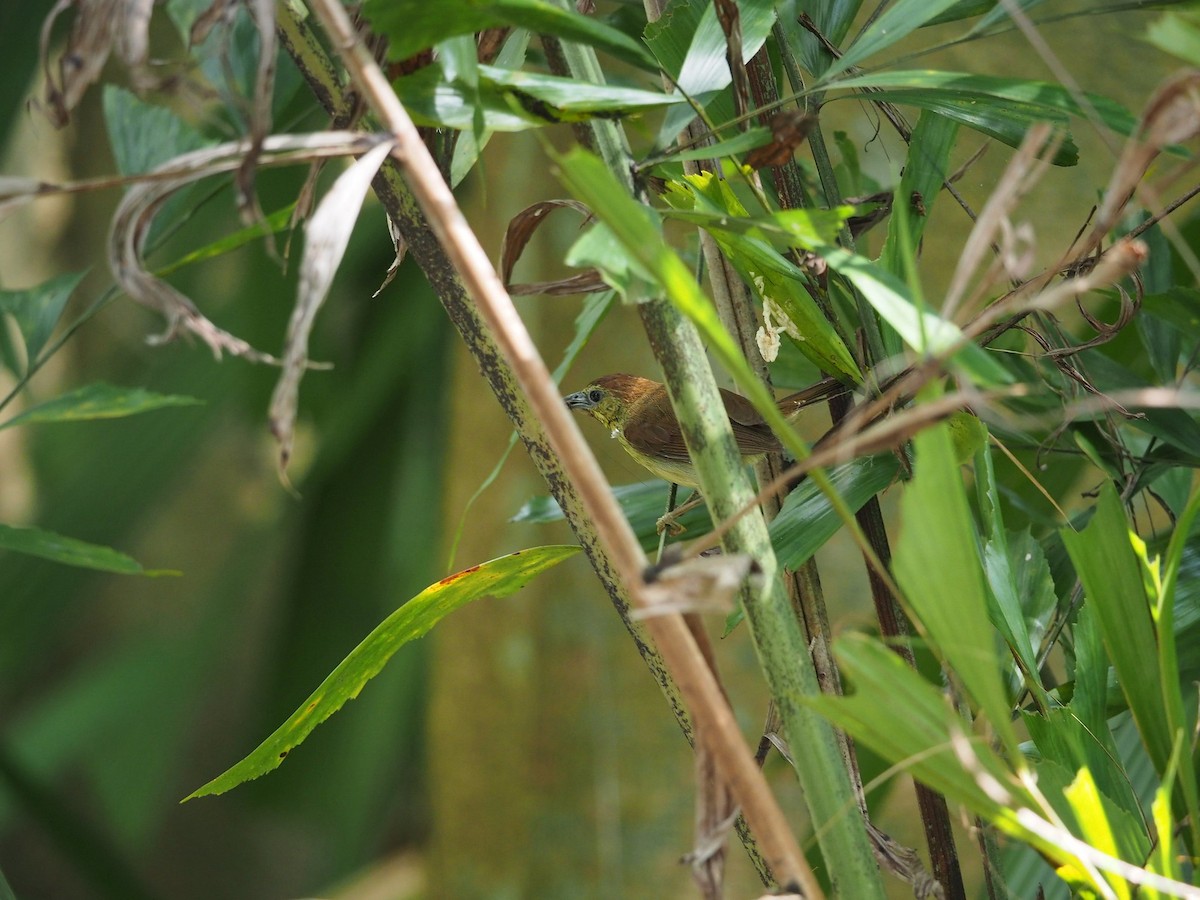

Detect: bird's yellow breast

[612,429,702,487]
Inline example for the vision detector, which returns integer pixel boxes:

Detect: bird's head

[564,373,657,434]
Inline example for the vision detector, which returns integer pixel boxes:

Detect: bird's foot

[655,511,687,535]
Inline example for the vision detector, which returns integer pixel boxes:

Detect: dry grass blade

[942,124,1057,320]
[107,130,386,362]
[189,0,239,44]
[269,138,397,470]
[1083,69,1200,258]
[687,737,737,900]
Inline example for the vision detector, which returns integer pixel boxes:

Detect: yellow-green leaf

[185,546,580,800]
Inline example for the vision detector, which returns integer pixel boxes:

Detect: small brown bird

[564,373,844,488]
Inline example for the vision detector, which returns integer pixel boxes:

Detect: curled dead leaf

[268,139,397,471]
[107,130,387,363]
[500,199,607,296]
[745,110,816,170]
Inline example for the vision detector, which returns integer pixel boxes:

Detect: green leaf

[0,384,203,432]
[816,245,1012,386]
[1146,9,1200,66]
[0,524,169,576]
[982,528,1053,701]
[879,112,959,280]
[939,0,1046,33]
[392,63,682,131]
[1061,484,1173,774]
[776,0,862,77]
[0,271,85,373]
[102,86,211,177]
[1063,768,1149,899]
[644,126,773,166]
[808,631,1024,822]
[1080,350,1200,461]
[513,480,713,551]
[893,416,1020,755]
[566,218,660,300]
[450,29,531,186]
[1150,487,1200,849]
[363,0,656,71]
[822,0,966,79]
[643,0,777,95]
[1023,709,1141,827]
[155,205,296,277]
[184,546,581,799]
[831,71,1138,139]
[662,172,862,381]
[834,90,1078,166]
[769,455,900,570]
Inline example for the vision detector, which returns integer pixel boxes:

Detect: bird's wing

[777,378,848,418]
[623,389,693,462]
[722,388,783,453]
[720,388,765,427]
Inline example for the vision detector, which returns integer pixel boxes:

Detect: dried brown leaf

[507,272,609,296]
[372,214,409,299]
[745,110,815,170]
[636,551,756,619]
[499,199,599,293]
[38,0,170,126]
[40,0,119,127]
[269,138,397,469]
[868,823,945,899]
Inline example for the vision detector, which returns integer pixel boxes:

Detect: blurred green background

[0,3,1180,898]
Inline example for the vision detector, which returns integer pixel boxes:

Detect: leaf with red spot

[184,545,580,799]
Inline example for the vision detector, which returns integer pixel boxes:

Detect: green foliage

[363,0,655,70]
[0,272,85,374]
[0,384,203,431]
[186,546,580,799]
[4,0,1200,896]
[0,525,173,576]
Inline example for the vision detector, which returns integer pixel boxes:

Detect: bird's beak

[564,390,594,411]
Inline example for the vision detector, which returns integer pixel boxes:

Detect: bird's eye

[588,389,604,403]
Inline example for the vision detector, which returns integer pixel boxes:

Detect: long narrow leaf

[0,524,170,576]
[0,383,202,431]
[822,0,965,79]
[893,417,1020,755]
[185,546,581,799]
[363,0,656,70]
[1061,484,1173,774]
